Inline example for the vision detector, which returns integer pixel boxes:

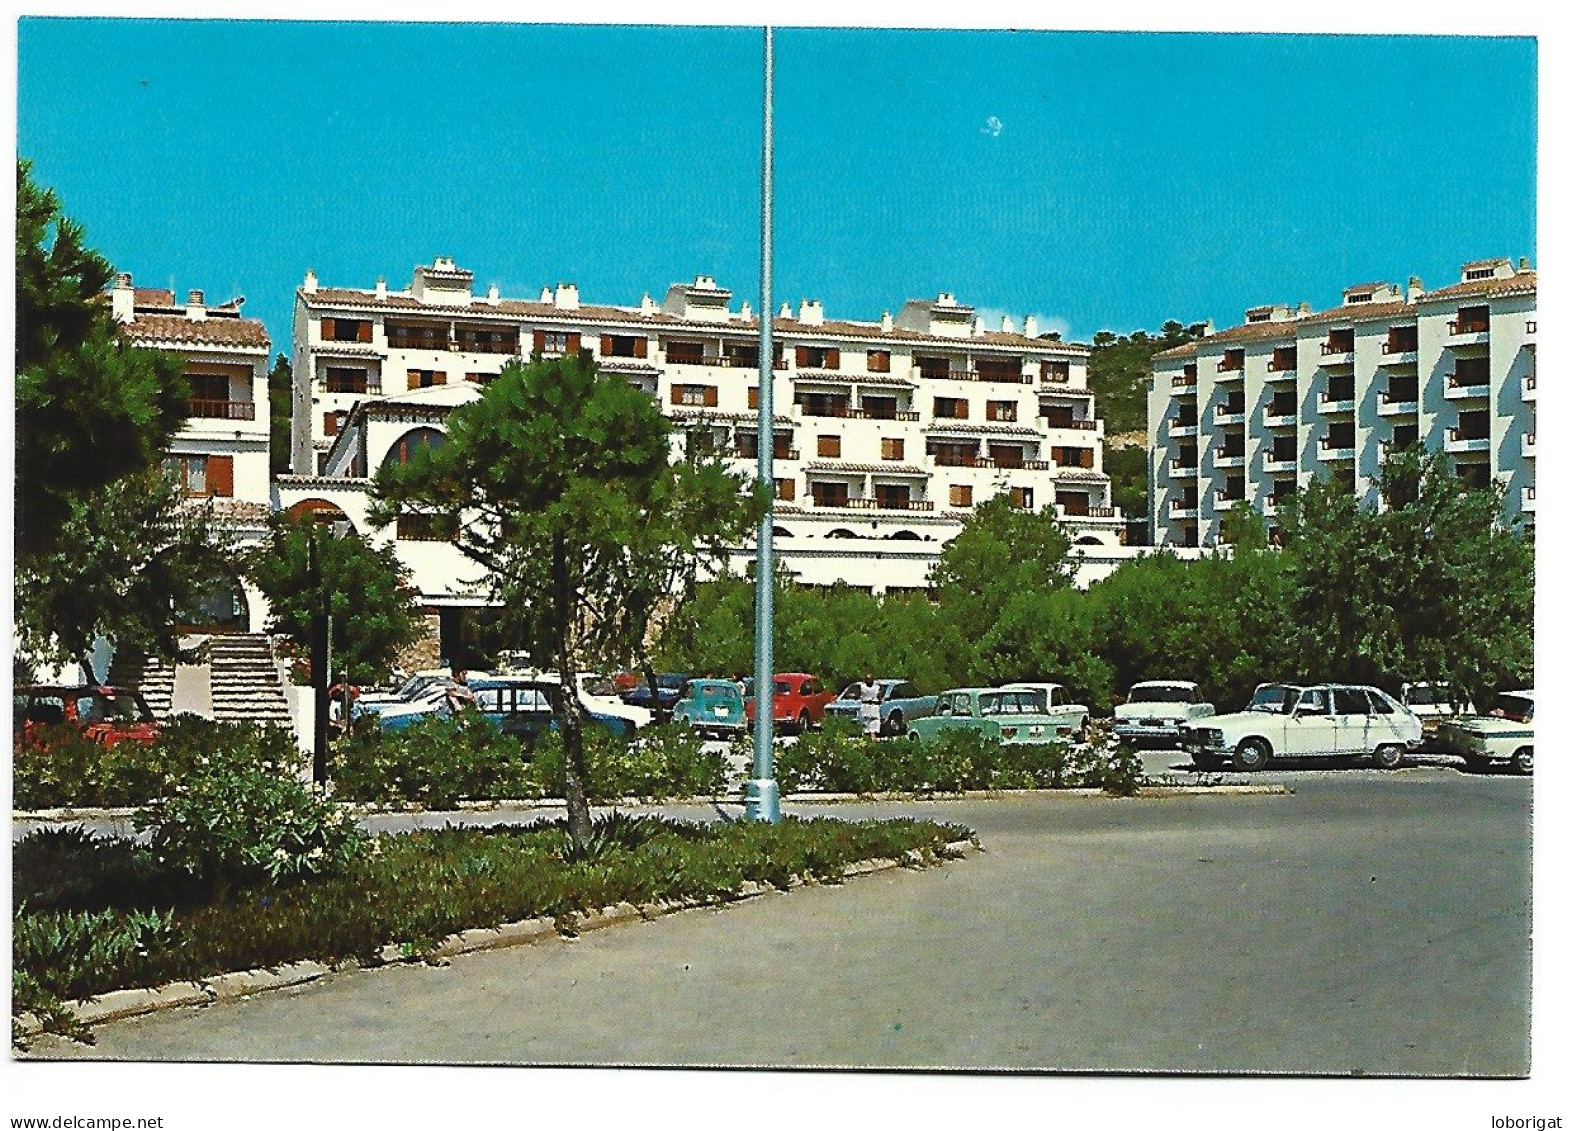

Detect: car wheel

[798,710,812,734]
[1372,744,1405,770]
[887,710,905,736]
[1511,747,1533,776]
[1233,737,1271,772]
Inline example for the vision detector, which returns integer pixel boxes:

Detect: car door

[1283,687,1338,755]
[1331,687,1373,754]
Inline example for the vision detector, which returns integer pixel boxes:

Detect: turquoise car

[906,687,1071,745]
[672,679,746,737]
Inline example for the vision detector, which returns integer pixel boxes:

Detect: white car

[1436,689,1533,775]
[1112,680,1215,746]
[504,669,653,731]
[1000,682,1090,737]
[1178,683,1422,772]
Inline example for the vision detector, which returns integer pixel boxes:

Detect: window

[323,411,343,436]
[867,349,891,373]
[1224,476,1245,501]
[775,478,796,502]
[665,340,705,365]
[1392,424,1418,449]
[950,484,974,507]
[1271,436,1296,461]
[1453,306,1491,334]
[1326,375,1355,401]
[458,326,516,354]
[1325,422,1355,448]
[162,454,233,497]
[986,400,1018,422]
[1270,346,1298,372]
[863,396,897,420]
[934,397,968,419]
[1454,355,1490,384]
[1219,349,1245,372]
[1324,329,1355,353]
[323,318,371,343]
[1386,326,1418,353]
[1455,410,1489,441]
[874,483,911,509]
[387,322,447,350]
[1333,687,1371,714]
[993,445,1024,469]
[1051,447,1093,469]
[1465,268,1494,281]
[1058,490,1089,516]
[914,356,952,379]
[1009,487,1034,509]
[1175,404,1198,427]
[1347,292,1372,305]
[601,334,649,359]
[975,357,1018,381]
[385,428,445,468]
[881,437,904,461]
[811,481,849,507]
[324,367,371,394]
[1369,692,1395,714]
[797,392,849,418]
[1224,391,1246,414]
[818,435,842,458]
[748,387,759,410]
[1294,689,1329,715]
[795,346,839,370]
[407,369,446,389]
[671,385,718,408]
[1040,360,1070,383]
[1269,392,1295,417]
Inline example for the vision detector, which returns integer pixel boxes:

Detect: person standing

[855,673,882,738]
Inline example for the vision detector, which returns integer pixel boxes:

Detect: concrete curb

[14,838,975,1044]
[14,784,1286,823]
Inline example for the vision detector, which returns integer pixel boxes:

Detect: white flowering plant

[135,758,366,886]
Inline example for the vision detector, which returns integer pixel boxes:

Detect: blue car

[470,677,634,742]
[622,673,691,712]
[671,679,746,737]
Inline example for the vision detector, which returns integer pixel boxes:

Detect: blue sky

[18,20,1536,352]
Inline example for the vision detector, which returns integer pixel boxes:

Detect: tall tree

[370,353,759,842]
[1276,448,1533,704]
[248,514,422,685]
[929,495,1073,645]
[15,159,188,564]
[268,354,294,476]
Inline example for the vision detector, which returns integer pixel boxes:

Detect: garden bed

[13,813,972,1048]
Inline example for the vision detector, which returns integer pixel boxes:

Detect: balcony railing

[187,399,256,420]
[1019,460,1055,471]
[319,381,382,395]
[1448,319,1490,336]
[1382,339,1418,355]
[733,447,800,461]
[814,496,935,512]
[1445,372,1490,398]
[1321,340,1354,356]
[931,454,994,468]
[917,367,1032,384]
[1040,370,1071,385]
[1042,417,1098,430]
[1172,373,1198,389]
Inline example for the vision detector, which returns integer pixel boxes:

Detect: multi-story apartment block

[278,258,1123,636]
[1148,258,1536,548]
[111,273,273,631]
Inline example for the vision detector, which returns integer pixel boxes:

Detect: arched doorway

[286,498,355,530]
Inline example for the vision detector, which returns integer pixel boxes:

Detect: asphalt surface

[20,760,1531,1075]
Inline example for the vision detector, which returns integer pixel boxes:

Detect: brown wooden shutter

[533,329,546,354]
[357,320,372,343]
[795,346,810,367]
[323,411,339,436]
[432,372,447,386]
[956,400,970,420]
[749,387,759,409]
[776,478,795,502]
[566,332,581,354]
[826,348,840,370]
[321,318,335,340]
[704,386,718,408]
[407,369,421,390]
[207,455,234,497]
[634,337,648,358]
[600,335,614,355]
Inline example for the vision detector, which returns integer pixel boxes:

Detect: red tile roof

[120,314,270,350]
[1418,271,1537,302]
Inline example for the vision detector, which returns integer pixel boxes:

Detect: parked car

[13,685,160,750]
[371,681,474,733]
[672,678,747,737]
[1112,680,1215,746]
[470,677,636,742]
[1401,682,1477,747]
[823,679,937,736]
[503,670,653,731]
[1178,683,1421,771]
[622,673,692,713]
[744,672,838,732]
[1000,682,1090,738]
[1435,689,1533,775]
[907,686,1074,745]
[354,673,456,713]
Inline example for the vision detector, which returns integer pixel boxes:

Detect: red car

[13,685,160,750]
[744,672,838,733]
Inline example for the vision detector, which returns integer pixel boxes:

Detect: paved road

[23,765,1530,1075]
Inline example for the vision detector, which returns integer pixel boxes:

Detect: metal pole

[745,25,780,823]
[309,526,329,787]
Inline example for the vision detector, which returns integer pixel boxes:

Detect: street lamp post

[745,25,780,823]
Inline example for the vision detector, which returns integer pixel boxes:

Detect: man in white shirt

[855,674,882,737]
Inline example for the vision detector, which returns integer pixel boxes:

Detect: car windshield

[1247,685,1295,714]
[1129,685,1191,704]
[698,684,734,702]
[1493,694,1533,723]
[659,675,688,689]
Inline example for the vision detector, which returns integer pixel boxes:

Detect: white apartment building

[281,258,1125,629]
[111,274,273,631]
[1147,258,1537,548]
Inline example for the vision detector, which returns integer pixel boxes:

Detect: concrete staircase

[208,634,292,727]
[107,651,176,719]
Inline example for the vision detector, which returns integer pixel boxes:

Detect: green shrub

[531,723,727,801]
[12,715,301,810]
[775,718,882,793]
[330,713,539,808]
[135,758,366,886]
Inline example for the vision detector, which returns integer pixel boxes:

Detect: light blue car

[671,679,746,737]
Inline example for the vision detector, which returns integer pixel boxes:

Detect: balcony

[1171,461,1200,479]
[1319,339,1355,365]
[1380,340,1419,365]
[1521,485,1536,514]
[811,496,936,513]
[931,454,994,469]
[1446,319,1490,346]
[1445,428,1490,455]
[1318,438,1355,462]
[1522,374,1537,402]
[1169,420,1199,439]
[1522,432,1535,459]
[1377,391,1419,417]
[1318,390,1357,415]
[319,380,383,395]
[732,447,800,462]
[187,399,256,420]
[1264,364,1297,382]
[1214,405,1246,427]
[1167,500,1198,520]
[1213,449,1246,470]
[1057,504,1120,522]
[1040,416,1100,432]
[1171,373,1198,391]
[918,366,1032,384]
[1263,408,1297,429]
[1264,454,1297,474]
[1215,363,1245,382]
[1444,372,1491,401]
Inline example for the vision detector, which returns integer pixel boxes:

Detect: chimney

[554,282,580,311]
[375,277,387,301]
[540,286,553,303]
[779,302,793,319]
[303,269,318,294]
[739,301,753,320]
[1202,319,1215,337]
[111,272,134,322]
[1407,276,1425,302]
[1297,302,1311,317]
[799,299,824,327]
[880,311,893,332]
[936,292,956,307]
[1001,315,1016,335]
[640,293,657,315]
[1520,257,1531,271]
[186,289,206,320]
[486,283,499,304]
[1024,315,1038,337]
